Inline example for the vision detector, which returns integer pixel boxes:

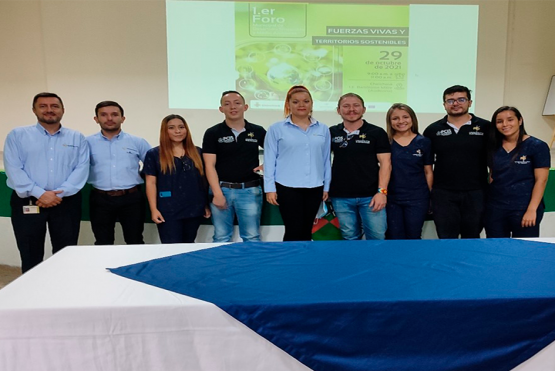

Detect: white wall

[0,0,516,150]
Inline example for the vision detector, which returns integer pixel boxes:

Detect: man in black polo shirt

[202,91,266,242]
[423,85,490,239]
[329,93,391,240]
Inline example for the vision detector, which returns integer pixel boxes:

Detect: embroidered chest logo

[245,132,258,143]
[469,125,484,136]
[333,136,344,144]
[436,129,452,136]
[515,155,530,165]
[413,149,423,157]
[355,133,370,144]
[218,136,235,144]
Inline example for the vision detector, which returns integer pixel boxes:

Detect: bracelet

[377,188,388,195]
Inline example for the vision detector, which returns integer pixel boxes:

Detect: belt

[220,179,260,189]
[93,185,140,197]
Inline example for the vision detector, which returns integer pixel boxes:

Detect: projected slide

[167,1,478,113]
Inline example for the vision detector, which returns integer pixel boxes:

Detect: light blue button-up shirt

[86,131,151,191]
[264,116,331,193]
[4,123,90,199]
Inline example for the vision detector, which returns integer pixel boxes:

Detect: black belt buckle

[220,180,260,189]
[94,185,139,196]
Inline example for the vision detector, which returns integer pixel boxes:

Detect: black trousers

[276,183,323,241]
[11,191,82,273]
[89,188,145,245]
[431,188,486,239]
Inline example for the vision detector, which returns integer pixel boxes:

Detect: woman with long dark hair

[385,103,433,239]
[144,114,210,243]
[264,85,331,241]
[485,106,550,238]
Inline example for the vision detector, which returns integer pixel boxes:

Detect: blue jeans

[331,197,387,240]
[209,185,262,242]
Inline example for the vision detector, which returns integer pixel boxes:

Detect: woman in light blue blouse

[264,85,331,241]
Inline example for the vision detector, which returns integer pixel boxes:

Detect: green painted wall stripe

[1,171,554,224]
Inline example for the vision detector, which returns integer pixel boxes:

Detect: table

[0,243,310,371]
[1,240,555,370]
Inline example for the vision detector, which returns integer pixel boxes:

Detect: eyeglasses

[339,133,356,148]
[444,97,469,105]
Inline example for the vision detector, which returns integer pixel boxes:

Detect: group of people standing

[262,84,550,244]
[3,85,551,273]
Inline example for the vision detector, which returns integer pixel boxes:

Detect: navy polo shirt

[143,147,207,219]
[389,135,433,202]
[329,120,391,198]
[488,136,550,210]
[202,120,266,183]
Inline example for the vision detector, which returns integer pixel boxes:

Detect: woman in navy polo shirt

[144,114,210,243]
[485,106,550,238]
[385,103,433,239]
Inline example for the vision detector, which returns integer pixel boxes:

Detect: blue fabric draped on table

[109,239,555,371]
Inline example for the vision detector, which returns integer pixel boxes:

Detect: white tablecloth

[0,241,554,370]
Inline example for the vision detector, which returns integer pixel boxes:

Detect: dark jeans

[485,203,544,238]
[431,188,486,239]
[11,191,82,273]
[386,198,429,240]
[276,183,323,241]
[157,217,203,243]
[89,189,145,245]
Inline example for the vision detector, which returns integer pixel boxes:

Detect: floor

[0,264,21,289]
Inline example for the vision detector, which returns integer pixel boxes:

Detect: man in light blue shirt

[4,92,90,273]
[87,101,150,245]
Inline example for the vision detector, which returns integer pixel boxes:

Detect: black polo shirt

[202,120,266,183]
[329,120,391,198]
[423,114,490,191]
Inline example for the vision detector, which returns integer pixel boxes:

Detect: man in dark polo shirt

[202,91,266,242]
[423,85,490,239]
[329,93,391,240]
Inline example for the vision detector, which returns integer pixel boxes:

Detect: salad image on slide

[235,42,342,106]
